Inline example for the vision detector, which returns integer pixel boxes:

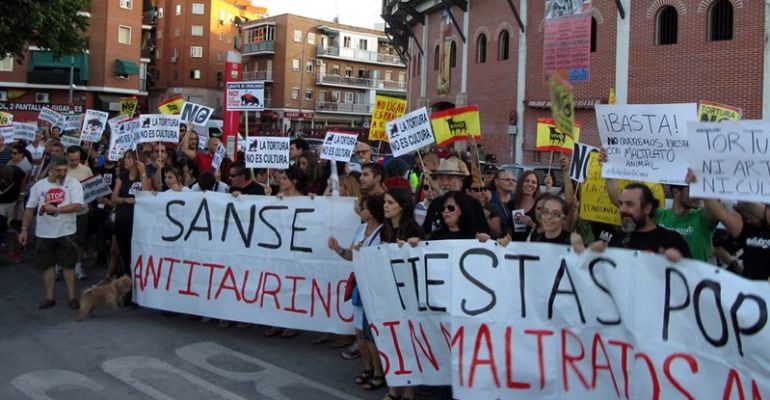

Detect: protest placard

[244,137,290,169]
[385,107,434,157]
[80,109,109,143]
[536,118,581,153]
[62,113,82,132]
[132,192,359,333]
[109,117,139,161]
[0,111,13,125]
[356,241,770,397]
[698,101,742,122]
[82,175,113,203]
[688,120,770,202]
[138,114,181,144]
[569,142,599,182]
[38,107,62,126]
[120,96,138,118]
[543,1,592,82]
[180,101,214,126]
[226,81,265,111]
[61,133,82,148]
[12,121,37,142]
[549,74,574,136]
[319,131,358,162]
[431,106,481,147]
[0,125,14,143]
[211,142,226,170]
[369,95,408,142]
[596,103,697,184]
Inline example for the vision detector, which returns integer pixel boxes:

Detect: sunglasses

[442,204,457,213]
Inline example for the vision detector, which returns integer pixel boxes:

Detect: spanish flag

[536,117,580,153]
[158,95,185,115]
[430,105,481,147]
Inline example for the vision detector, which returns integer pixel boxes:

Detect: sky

[253,0,385,30]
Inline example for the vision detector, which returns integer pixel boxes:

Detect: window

[331,91,340,102]
[217,51,223,62]
[343,36,351,48]
[157,29,163,39]
[190,69,201,79]
[449,41,457,68]
[476,34,487,63]
[710,0,733,41]
[291,87,300,99]
[118,26,132,45]
[191,25,203,36]
[294,30,302,42]
[173,69,178,80]
[0,56,13,72]
[292,59,300,71]
[175,4,181,16]
[190,46,203,58]
[306,60,314,73]
[358,39,368,50]
[332,64,340,74]
[344,92,354,103]
[358,68,365,78]
[434,45,440,71]
[384,70,392,81]
[120,0,133,10]
[192,3,204,15]
[219,10,225,25]
[656,7,677,45]
[307,33,315,45]
[174,27,180,37]
[591,17,597,51]
[219,31,224,41]
[156,48,161,59]
[398,72,405,82]
[158,7,163,18]
[345,67,352,77]
[173,48,179,59]
[498,30,509,60]
[305,89,314,101]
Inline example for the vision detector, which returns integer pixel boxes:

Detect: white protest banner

[244,136,290,169]
[226,81,265,111]
[80,109,109,142]
[109,117,139,161]
[180,101,214,126]
[357,241,770,397]
[385,107,434,157]
[107,114,128,132]
[12,121,37,142]
[61,133,82,148]
[211,142,226,170]
[38,107,62,126]
[132,192,359,333]
[0,111,13,125]
[63,113,82,132]
[82,175,113,203]
[596,103,696,184]
[0,125,14,143]
[320,131,358,162]
[197,133,208,152]
[688,120,770,202]
[138,114,180,144]
[569,141,599,183]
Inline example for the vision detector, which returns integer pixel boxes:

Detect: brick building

[383,0,766,164]
[239,14,408,135]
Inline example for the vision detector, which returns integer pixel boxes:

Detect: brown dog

[76,275,132,321]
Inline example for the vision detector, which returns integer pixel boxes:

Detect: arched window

[590,17,597,52]
[656,6,678,45]
[434,45,440,71]
[498,30,509,60]
[476,34,487,64]
[450,41,457,68]
[709,0,733,41]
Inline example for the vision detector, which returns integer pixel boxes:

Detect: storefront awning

[114,59,140,76]
[28,51,89,81]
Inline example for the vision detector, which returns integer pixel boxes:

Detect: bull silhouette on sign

[248,139,259,151]
[446,117,467,136]
[240,93,260,107]
[548,126,566,145]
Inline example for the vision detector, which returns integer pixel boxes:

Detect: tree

[0,0,91,61]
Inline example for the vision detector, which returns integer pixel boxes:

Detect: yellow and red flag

[430,105,481,147]
[697,101,742,122]
[536,117,580,153]
[158,95,184,115]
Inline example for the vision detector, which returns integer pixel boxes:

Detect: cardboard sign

[38,107,63,126]
[62,114,82,132]
[132,192,360,333]
[319,131,358,162]
[698,101,742,122]
[569,142,599,182]
[82,175,113,203]
[80,109,109,143]
[210,142,226,170]
[180,101,214,126]
[109,117,139,161]
[536,117,581,153]
[385,107,434,157]
[61,133,82,148]
[0,125,14,143]
[244,136,290,169]
[12,122,37,142]
[549,74,575,136]
[543,3,592,82]
[120,96,138,118]
[226,81,265,111]
[430,105,481,147]
[0,111,13,126]
[596,103,697,185]
[688,120,770,202]
[368,95,408,142]
[138,114,181,144]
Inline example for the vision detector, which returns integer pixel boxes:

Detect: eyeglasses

[442,204,457,213]
[540,208,564,218]
[470,187,487,192]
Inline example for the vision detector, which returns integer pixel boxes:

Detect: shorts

[352,305,364,331]
[35,235,78,271]
[0,202,15,219]
[75,214,89,246]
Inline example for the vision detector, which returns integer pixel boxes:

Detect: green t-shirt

[654,208,717,262]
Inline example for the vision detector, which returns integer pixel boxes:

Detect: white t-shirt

[27,175,84,239]
[26,143,45,162]
[165,187,191,192]
[191,181,230,193]
[10,158,32,176]
[68,163,93,215]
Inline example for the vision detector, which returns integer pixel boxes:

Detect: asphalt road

[0,260,386,400]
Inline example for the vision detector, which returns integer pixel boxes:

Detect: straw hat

[433,157,469,177]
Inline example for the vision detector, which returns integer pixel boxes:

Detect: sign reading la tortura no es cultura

[0,102,84,113]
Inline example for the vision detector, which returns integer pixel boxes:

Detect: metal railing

[317,74,407,92]
[316,45,404,66]
[242,70,273,81]
[315,100,372,114]
[241,41,275,54]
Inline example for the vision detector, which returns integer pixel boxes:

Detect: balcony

[139,78,147,92]
[316,45,405,66]
[316,101,372,115]
[317,73,407,92]
[241,41,275,55]
[242,70,273,82]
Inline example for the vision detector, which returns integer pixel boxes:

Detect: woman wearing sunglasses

[429,191,486,240]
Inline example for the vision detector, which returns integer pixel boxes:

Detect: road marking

[10,369,104,400]
[102,355,248,400]
[175,341,365,400]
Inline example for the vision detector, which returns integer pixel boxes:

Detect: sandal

[363,376,386,390]
[354,369,373,385]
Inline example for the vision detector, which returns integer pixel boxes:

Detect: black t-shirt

[0,166,25,204]
[422,196,489,236]
[737,224,770,281]
[232,181,265,195]
[608,225,692,258]
[430,229,476,241]
[114,171,142,223]
[531,230,572,245]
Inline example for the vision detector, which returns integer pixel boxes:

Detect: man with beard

[19,155,84,310]
[358,163,386,197]
[705,200,770,281]
[607,183,690,259]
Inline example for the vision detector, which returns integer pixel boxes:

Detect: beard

[620,213,645,233]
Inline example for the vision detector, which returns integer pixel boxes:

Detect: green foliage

[0,0,91,61]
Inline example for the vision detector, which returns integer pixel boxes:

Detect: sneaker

[74,263,88,281]
[341,343,360,359]
[54,265,62,281]
[67,299,80,310]
[38,299,56,309]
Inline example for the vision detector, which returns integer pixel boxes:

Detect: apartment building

[240,13,407,135]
